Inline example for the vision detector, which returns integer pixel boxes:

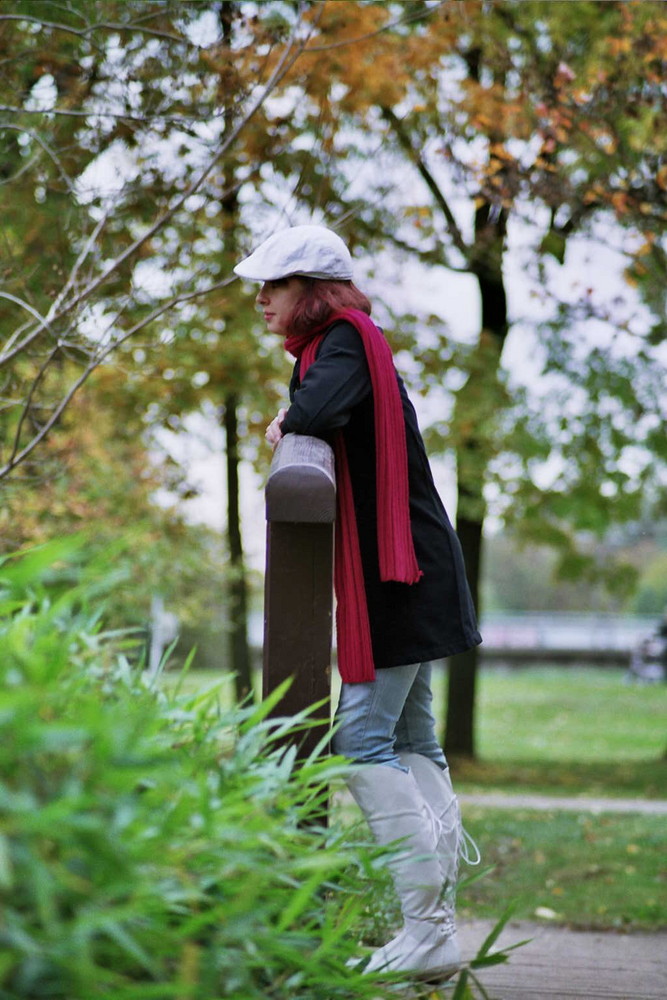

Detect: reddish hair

[288,279,372,337]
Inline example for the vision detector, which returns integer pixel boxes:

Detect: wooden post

[263,433,336,759]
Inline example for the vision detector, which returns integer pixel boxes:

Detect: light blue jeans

[332,661,447,772]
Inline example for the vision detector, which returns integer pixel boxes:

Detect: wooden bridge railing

[263,433,335,758]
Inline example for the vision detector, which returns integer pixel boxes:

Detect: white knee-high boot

[398,753,480,952]
[346,764,461,980]
[398,753,464,891]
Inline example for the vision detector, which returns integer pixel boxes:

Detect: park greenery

[0,539,374,999]
[1,538,531,999]
[2,536,663,998]
[439,667,667,931]
[483,525,667,615]
[460,808,666,932]
[1,0,666,756]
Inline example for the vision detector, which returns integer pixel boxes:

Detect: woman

[234,225,482,981]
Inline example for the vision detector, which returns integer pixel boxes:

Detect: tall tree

[256,0,667,754]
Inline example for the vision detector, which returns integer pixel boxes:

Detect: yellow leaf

[636,240,653,257]
[611,191,629,213]
[608,37,632,56]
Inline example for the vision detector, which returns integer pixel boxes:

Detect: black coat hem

[372,630,483,670]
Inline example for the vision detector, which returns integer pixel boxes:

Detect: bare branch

[0,293,60,366]
[0,149,40,187]
[0,11,310,366]
[0,5,323,479]
[1,355,104,479]
[8,342,61,467]
[47,207,114,319]
[0,123,76,193]
[381,105,471,261]
[375,226,471,274]
[0,272,238,480]
[0,13,192,45]
[0,103,227,125]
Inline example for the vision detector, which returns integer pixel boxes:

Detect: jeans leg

[332,662,422,770]
[394,662,447,768]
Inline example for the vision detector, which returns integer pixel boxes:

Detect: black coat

[280,319,482,670]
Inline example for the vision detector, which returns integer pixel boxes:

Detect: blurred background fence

[239,610,659,671]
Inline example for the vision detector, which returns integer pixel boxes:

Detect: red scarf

[284,308,421,684]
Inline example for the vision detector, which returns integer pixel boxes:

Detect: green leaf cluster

[0,539,399,999]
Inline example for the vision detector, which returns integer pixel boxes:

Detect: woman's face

[256,277,305,337]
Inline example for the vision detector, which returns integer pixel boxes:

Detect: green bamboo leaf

[101,920,160,976]
[0,535,88,591]
[275,868,329,932]
[239,677,294,731]
[451,966,471,1000]
[470,951,509,968]
[312,895,363,958]
[475,900,519,959]
[457,864,496,891]
[0,598,27,616]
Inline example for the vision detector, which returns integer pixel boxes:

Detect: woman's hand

[265,408,287,447]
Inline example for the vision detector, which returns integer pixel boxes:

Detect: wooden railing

[263,433,336,757]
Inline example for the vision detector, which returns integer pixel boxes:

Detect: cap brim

[233,257,270,281]
[234,263,352,281]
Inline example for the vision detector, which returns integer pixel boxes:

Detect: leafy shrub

[0,540,394,999]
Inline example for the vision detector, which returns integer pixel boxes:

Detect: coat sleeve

[280,321,371,437]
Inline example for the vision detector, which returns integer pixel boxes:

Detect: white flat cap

[234,225,353,281]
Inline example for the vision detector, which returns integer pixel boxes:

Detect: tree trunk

[445,516,482,755]
[218,2,253,701]
[223,393,253,701]
[444,203,508,758]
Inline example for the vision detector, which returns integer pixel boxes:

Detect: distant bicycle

[625,620,667,683]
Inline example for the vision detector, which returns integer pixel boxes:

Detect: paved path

[459,793,667,815]
[457,919,667,1000]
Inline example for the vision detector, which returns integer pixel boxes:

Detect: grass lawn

[468,666,664,760]
[457,808,666,931]
[430,665,666,799]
